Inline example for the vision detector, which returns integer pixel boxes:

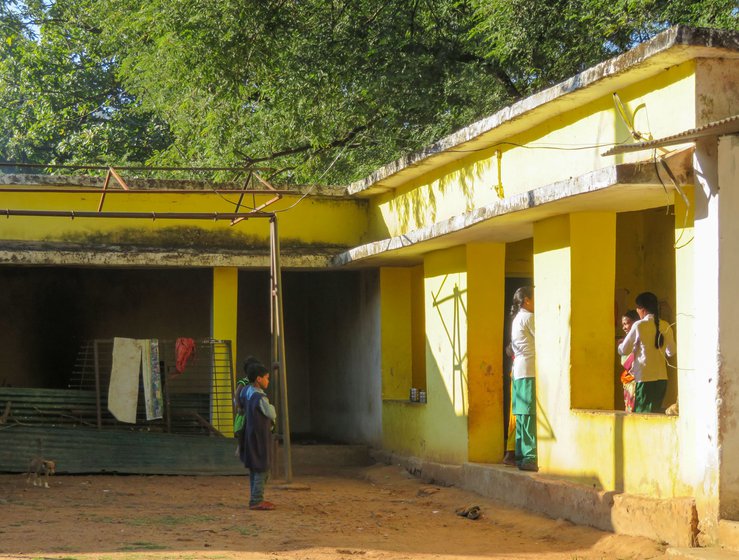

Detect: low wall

[373,449,698,547]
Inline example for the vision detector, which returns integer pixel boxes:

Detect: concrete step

[667,546,739,559]
[719,520,739,553]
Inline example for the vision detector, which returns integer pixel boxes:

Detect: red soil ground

[0,463,668,560]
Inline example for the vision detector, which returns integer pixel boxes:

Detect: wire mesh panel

[68,338,234,436]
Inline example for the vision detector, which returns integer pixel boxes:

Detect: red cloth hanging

[175,338,196,374]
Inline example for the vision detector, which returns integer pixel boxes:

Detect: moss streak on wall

[0,192,369,248]
[369,62,696,240]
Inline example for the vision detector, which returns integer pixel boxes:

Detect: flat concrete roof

[335,149,693,267]
[348,26,739,198]
[0,173,350,199]
[0,240,341,270]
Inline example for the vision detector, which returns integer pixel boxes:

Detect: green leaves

[470,0,739,96]
[1,0,737,183]
[0,0,171,168]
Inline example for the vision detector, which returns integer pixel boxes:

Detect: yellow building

[343,26,738,549]
[1,25,738,550]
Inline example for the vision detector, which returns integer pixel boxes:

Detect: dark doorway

[502,277,533,449]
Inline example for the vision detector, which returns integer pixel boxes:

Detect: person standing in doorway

[618,291,676,413]
[238,361,277,510]
[502,343,517,466]
[618,310,640,413]
[510,286,538,472]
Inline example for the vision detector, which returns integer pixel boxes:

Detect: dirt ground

[0,463,670,560]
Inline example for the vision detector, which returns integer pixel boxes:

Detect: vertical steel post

[93,340,102,429]
[270,216,293,482]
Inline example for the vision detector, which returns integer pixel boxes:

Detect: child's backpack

[233,378,248,437]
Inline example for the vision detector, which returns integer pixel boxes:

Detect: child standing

[510,286,538,472]
[618,292,676,413]
[238,361,277,510]
[619,310,640,413]
[233,356,260,456]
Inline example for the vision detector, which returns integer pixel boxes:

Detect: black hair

[246,361,268,383]
[623,309,639,323]
[635,292,663,349]
[242,356,260,375]
[510,286,534,318]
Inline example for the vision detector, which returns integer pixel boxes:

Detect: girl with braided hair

[509,286,538,471]
[618,292,676,413]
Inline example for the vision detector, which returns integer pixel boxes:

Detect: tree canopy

[1,0,736,184]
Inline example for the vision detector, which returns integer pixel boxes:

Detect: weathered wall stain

[57,226,351,251]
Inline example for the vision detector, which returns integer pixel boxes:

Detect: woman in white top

[618,291,676,413]
[510,286,537,471]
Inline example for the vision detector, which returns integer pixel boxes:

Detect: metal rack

[67,338,234,436]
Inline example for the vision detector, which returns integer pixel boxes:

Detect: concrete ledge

[371,449,462,487]
[279,444,372,471]
[718,520,739,552]
[374,450,697,547]
[667,546,739,560]
[462,462,614,531]
[612,493,698,547]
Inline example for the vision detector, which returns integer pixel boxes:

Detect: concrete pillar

[212,267,239,361]
[718,134,739,521]
[423,247,469,463]
[379,267,413,400]
[212,267,238,435]
[533,214,572,463]
[569,212,616,410]
[534,212,616,465]
[466,243,506,463]
[683,137,721,543]
[411,265,426,390]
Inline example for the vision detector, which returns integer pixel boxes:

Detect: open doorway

[502,237,534,453]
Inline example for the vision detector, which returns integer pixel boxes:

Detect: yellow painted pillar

[466,243,506,463]
[569,212,616,410]
[533,216,571,465]
[380,267,413,400]
[410,265,426,391]
[212,267,238,436]
[534,213,616,469]
[423,247,469,463]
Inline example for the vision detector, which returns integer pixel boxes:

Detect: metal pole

[93,340,102,429]
[269,219,283,479]
[269,227,280,417]
[270,216,292,483]
[1,209,274,220]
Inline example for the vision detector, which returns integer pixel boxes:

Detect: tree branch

[237,117,379,166]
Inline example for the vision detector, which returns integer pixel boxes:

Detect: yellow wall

[533,213,682,495]
[380,267,414,400]
[421,247,469,462]
[212,267,238,436]
[466,243,506,463]
[382,246,470,464]
[570,212,616,410]
[0,190,368,248]
[372,60,701,499]
[505,238,534,277]
[368,62,696,240]
[410,264,426,390]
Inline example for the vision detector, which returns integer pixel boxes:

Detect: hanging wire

[653,152,694,249]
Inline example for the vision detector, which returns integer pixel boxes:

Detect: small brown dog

[26,457,56,488]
